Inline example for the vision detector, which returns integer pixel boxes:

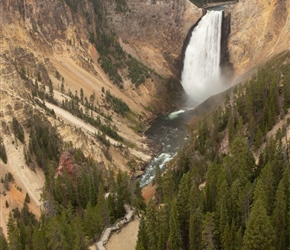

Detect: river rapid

[139,106,196,187]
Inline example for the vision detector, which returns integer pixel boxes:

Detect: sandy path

[45,102,112,141]
[46,102,151,162]
[106,218,140,250]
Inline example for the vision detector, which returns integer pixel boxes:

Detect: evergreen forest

[0,107,144,249]
[136,52,290,250]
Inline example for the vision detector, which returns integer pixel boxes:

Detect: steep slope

[229,0,290,76]
[0,0,202,238]
[105,0,202,78]
[135,50,290,250]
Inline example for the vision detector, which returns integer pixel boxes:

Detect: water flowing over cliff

[181,10,225,103]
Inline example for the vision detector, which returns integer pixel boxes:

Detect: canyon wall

[229,0,290,76]
[104,0,201,78]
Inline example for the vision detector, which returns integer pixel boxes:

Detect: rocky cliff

[0,0,202,236]
[228,0,290,76]
[105,0,201,77]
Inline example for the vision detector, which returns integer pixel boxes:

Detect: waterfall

[181,10,224,103]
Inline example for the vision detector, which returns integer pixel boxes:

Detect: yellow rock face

[229,0,290,76]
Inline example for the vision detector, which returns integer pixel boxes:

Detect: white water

[139,153,174,187]
[139,107,195,187]
[181,10,225,103]
[168,110,186,120]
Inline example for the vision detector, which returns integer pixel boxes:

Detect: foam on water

[168,110,186,120]
[139,153,174,187]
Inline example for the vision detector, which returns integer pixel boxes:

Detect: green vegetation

[94,30,153,87]
[25,193,30,203]
[2,172,14,191]
[61,94,123,142]
[5,111,144,249]
[136,53,290,250]
[64,0,156,88]
[25,110,61,172]
[105,90,130,116]
[12,117,25,143]
[126,56,151,87]
[95,132,111,147]
[0,137,7,164]
[0,232,8,249]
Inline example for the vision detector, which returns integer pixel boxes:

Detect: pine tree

[25,193,30,203]
[201,212,217,250]
[80,88,84,104]
[0,233,8,250]
[272,179,287,250]
[230,177,243,225]
[169,200,182,250]
[7,213,23,250]
[176,173,190,247]
[78,170,91,208]
[160,169,175,204]
[157,204,170,250]
[221,222,231,250]
[136,216,147,250]
[155,166,163,203]
[253,163,275,215]
[97,183,110,226]
[48,80,54,99]
[235,227,243,250]
[242,198,275,250]
[32,224,46,250]
[189,207,203,250]
[132,181,145,214]
[204,162,220,212]
[227,137,255,183]
[216,179,230,237]
[72,214,88,250]
[46,216,69,250]
[88,174,97,206]
[84,201,101,240]
[145,199,158,250]
[115,171,129,218]
[237,180,252,229]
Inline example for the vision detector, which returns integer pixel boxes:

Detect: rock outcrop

[105,0,202,78]
[228,0,290,76]
[56,149,81,180]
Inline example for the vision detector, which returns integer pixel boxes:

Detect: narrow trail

[95,204,135,250]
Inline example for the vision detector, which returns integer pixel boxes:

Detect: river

[139,105,196,187]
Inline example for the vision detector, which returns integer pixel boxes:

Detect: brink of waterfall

[181,10,226,103]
